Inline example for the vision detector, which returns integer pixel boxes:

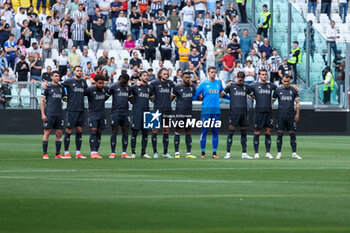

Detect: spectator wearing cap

[110,0,124,36]
[316,66,334,104]
[159,30,173,61]
[178,40,190,71]
[181,0,195,36]
[130,6,142,41]
[167,8,182,39]
[91,17,107,57]
[212,8,225,45]
[142,6,155,35]
[15,7,29,40]
[214,40,225,75]
[4,33,17,70]
[144,29,158,63]
[326,20,340,56]
[0,16,10,48]
[155,9,167,43]
[257,4,271,38]
[189,26,202,50]
[287,41,301,83]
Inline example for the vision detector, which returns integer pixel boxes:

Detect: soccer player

[150,68,175,159]
[40,71,66,159]
[272,75,302,159]
[224,72,253,159]
[249,69,277,159]
[108,74,133,159]
[171,71,197,159]
[62,66,88,159]
[130,71,154,159]
[192,66,229,159]
[84,74,109,159]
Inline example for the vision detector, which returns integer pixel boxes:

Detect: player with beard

[249,69,277,159]
[42,66,88,159]
[84,75,109,159]
[272,75,302,160]
[171,71,197,159]
[224,71,253,159]
[108,74,133,158]
[150,68,175,159]
[130,71,154,158]
[40,71,66,159]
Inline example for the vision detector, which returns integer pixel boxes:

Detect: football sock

[265,134,271,153]
[212,127,219,152]
[110,132,117,154]
[241,129,247,153]
[75,132,82,151]
[96,131,102,152]
[131,130,138,154]
[227,130,235,153]
[201,151,205,155]
[200,127,208,152]
[253,134,260,153]
[174,133,180,153]
[43,141,48,155]
[152,132,157,153]
[290,132,297,153]
[277,132,284,153]
[122,133,128,153]
[213,151,217,155]
[141,130,148,155]
[55,141,61,155]
[89,131,97,152]
[163,134,169,154]
[64,132,71,151]
[185,134,192,153]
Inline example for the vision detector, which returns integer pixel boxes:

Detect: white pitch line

[1,176,350,185]
[0,167,350,173]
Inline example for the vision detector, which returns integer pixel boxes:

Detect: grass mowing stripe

[1,167,350,172]
[2,176,350,185]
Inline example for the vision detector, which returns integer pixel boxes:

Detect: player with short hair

[108,73,133,159]
[272,75,302,159]
[249,69,277,159]
[130,71,154,159]
[171,71,197,159]
[84,74,109,159]
[62,66,88,159]
[150,68,175,159]
[224,71,253,159]
[192,66,229,159]
[40,71,66,159]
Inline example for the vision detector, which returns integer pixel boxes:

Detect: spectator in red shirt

[222,47,236,83]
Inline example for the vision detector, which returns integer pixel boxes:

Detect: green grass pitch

[0,134,350,233]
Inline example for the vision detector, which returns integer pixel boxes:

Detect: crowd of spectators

[0,0,346,108]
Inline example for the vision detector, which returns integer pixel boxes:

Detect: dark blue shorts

[229,113,248,127]
[43,115,64,130]
[88,115,107,129]
[131,114,143,130]
[254,112,274,130]
[66,111,85,128]
[111,112,130,127]
[276,116,296,131]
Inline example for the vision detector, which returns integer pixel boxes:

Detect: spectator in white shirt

[15,7,28,40]
[326,20,340,56]
[181,0,195,36]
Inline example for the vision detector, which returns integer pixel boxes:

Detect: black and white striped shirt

[71,22,86,41]
[268,55,282,72]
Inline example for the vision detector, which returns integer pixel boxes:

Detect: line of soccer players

[40,65,301,160]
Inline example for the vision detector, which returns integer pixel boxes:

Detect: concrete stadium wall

[1,109,349,135]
